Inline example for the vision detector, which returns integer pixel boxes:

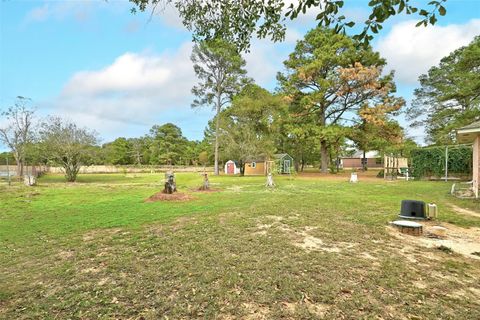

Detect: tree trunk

[65,163,79,182]
[239,160,245,176]
[17,162,22,178]
[214,96,221,176]
[320,140,328,173]
[13,152,23,179]
[294,160,299,172]
[362,150,368,171]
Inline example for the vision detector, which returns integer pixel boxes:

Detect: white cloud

[245,28,300,87]
[375,19,480,84]
[25,4,50,22]
[24,1,96,24]
[55,42,198,137]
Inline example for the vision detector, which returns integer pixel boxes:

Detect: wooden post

[445,146,448,182]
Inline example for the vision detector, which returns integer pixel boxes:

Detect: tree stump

[349,172,358,183]
[199,173,210,191]
[23,175,36,186]
[265,173,275,188]
[163,173,177,194]
[391,220,423,236]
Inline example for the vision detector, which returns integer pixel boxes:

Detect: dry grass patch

[144,191,195,202]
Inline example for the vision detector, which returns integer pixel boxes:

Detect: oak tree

[0,97,36,177]
[39,117,98,182]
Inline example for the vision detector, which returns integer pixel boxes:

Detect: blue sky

[1,0,479,151]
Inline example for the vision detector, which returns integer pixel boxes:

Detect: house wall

[473,136,480,198]
[244,161,265,175]
[342,158,382,169]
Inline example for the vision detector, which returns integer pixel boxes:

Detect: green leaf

[438,5,446,16]
[419,9,429,16]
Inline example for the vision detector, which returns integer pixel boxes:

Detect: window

[375,158,382,165]
[251,162,256,168]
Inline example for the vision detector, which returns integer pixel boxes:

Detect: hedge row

[411,145,472,178]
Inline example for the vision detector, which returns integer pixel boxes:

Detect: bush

[411,145,472,179]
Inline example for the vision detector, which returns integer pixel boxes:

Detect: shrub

[411,145,472,179]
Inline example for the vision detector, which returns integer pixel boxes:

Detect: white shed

[224,160,240,175]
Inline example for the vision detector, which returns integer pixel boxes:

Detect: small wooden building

[224,160,240,175]
[274,153,294,174]
[244,158,267,176]
[457,121,480,198]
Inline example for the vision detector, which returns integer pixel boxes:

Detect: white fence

[0,165,214,176]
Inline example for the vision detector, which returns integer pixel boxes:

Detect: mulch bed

[144,192,195,202]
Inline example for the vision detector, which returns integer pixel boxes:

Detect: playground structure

[383,155,409,180]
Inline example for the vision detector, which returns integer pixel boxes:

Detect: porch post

[473,136,480,198]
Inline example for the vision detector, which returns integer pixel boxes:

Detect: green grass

[1,173,479,319]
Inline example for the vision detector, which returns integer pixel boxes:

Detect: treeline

[92,123,209,166]
[2,28,477,181]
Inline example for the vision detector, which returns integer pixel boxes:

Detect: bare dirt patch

[242,302,269,319]
[448,203,480,218]
[254,218,355,253]
[57,250,75,260]
[170,216,197,231]
[144,192,195,202]
[281,300,329,317]
[388,221,480,260]
[82,228,122,242]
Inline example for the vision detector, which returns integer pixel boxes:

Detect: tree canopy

[408,36,480,144]
[216,84,287,174]
[39,116,98,182]
[129,0,448,51]
[0,96,36,177]
[278,27,404,172]
[148,123,190,165]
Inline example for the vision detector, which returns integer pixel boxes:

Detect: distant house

[340,151,383,169]
[224,160,241,175]
[274,153,294,174]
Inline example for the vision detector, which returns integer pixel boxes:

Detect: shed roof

[274,153,293,160]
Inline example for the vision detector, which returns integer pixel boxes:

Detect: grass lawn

[1,172,479,319]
